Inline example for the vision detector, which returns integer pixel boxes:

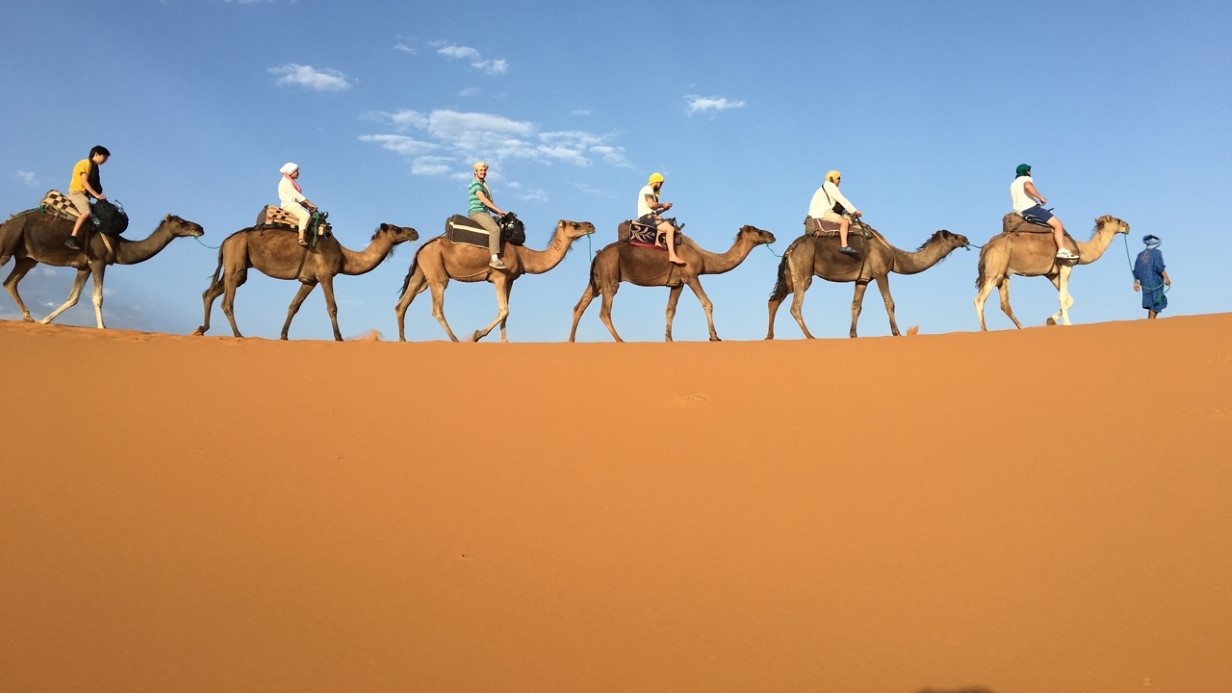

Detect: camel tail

[768,236,805,301]
[205,246,225,292]
[974,245,989,290]
[398,243,427,297]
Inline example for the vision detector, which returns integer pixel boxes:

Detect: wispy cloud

[361,108,628,177]
[268,63,353,92]
[16,170,38,187]
[685,95,746,116]
[435,44,508,75]
[393,42,416,54]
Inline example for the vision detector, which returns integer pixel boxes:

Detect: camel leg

[472,277,511,342]
[597,282,623,342]
[40,267,91,325]
[194,277,225,336]
[280,281,318,341]
[664,285,683,342]
[3,258,38,322]
[89,263,107,329]
[788,273,816,340]
[394,267,427,342]
[848,280,871,338]
[766,293,784,340]
[569,282,597,342]
[496,280,514,343]
[996,277,1024,329]
[321,275,342,341]
[974,278,995,331]
[685,278,720,342]
[1046,267,1073,326]
[220,269,249,338]
[871,274,898,337]
[428,279,460,342]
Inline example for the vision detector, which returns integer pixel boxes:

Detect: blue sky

[3,0,1230,341]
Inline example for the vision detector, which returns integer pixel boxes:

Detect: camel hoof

[1045,317,1057,326]
[471,331,483,342]
[191,327,205,336]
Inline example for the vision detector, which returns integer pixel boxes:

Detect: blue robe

[1133,248,1168,313]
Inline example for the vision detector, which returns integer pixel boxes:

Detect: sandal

[297,238,308,246]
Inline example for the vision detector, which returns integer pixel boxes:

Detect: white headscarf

[279,162,299,175]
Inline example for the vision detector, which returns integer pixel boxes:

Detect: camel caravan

[1,153,1134,341]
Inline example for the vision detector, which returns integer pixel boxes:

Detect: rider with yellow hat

[637,172,683,265]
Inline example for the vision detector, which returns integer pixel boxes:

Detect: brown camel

[194,223,419,341]
[766,223,970,339]
[395,219,596,342]
[0,211,205,328]
[974,213,1130,330]
[569,224,777,342]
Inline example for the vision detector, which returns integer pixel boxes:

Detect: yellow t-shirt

[69,159,91,194]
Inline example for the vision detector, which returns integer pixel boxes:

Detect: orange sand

[2,316,1230,693]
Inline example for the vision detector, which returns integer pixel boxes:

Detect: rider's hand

[1133,281,1140,293]
[97,194,107,201]
[1038,197,1048,206]
[662,202,672,211]
[852,210,862,218]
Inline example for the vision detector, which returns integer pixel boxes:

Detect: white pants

[281,203,310,233]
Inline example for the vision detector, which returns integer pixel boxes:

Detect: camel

[0,211,205,328]
[395,219,596,342]
[766,222,970,339]
[194,223,419,341]
[569,224,777,342]
[974,214,1130,330]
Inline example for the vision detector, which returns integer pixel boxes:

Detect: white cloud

[569,109,592,117]
[362,109,628,178]
[458,87,481,98]
[394,43,416,54]
[435,43,508,75]
[268,63,353,92]
[16,170,38,187]
[685,95,746,116]
[357,134,438,157]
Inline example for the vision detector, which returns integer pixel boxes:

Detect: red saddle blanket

[1002,212,1055,235]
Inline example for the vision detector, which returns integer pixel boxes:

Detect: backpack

[92,199,129,236]
[499,211,526,246]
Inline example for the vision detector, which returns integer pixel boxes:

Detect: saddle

[617,217,683,252]
[255,205,302,231]
[1002,212,1054,235]
[37,189,127,236]
[444,213,526,249]
[39,190,79,222]
[802,216,872,238]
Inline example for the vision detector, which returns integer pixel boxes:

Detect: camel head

[1095,214,1130,236]
[558,219,597,240]
[374,222,420,245]
[927,229,970,251]
[739,224,777,246]
[162,214,205,238]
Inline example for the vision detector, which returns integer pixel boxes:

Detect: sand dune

[2,316,1230,693]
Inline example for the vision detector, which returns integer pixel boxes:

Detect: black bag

[92,199,129,236]
[498,211,526,246]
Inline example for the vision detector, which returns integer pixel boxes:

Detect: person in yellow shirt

[65,145,111,250]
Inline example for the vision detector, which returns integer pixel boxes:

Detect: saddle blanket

[618,219,682,251]
[445,214,492,248]
[803,216,843,235]
[40,190,81,221]
[255,205,301,231]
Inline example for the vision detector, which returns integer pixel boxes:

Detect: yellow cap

[826,170,842,183]
[648,172,665,184]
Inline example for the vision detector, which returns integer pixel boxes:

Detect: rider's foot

[489,256,507,270]
[1055,248,1079,260]
[668,256,686,265]
[297,236,308,246]
[65,237,81,250]
[839,245,860,257]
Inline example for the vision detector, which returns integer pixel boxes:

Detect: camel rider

[637,172,683,265]
[468,161,510,270]
[1010,163,1078,260]
[65,145,110,250]
[807,169,862,257]
[278,162,318,246]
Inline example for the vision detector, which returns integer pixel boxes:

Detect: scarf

[1144,237,1161,249]
[283,173,302,193]
[87,160,103,196]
